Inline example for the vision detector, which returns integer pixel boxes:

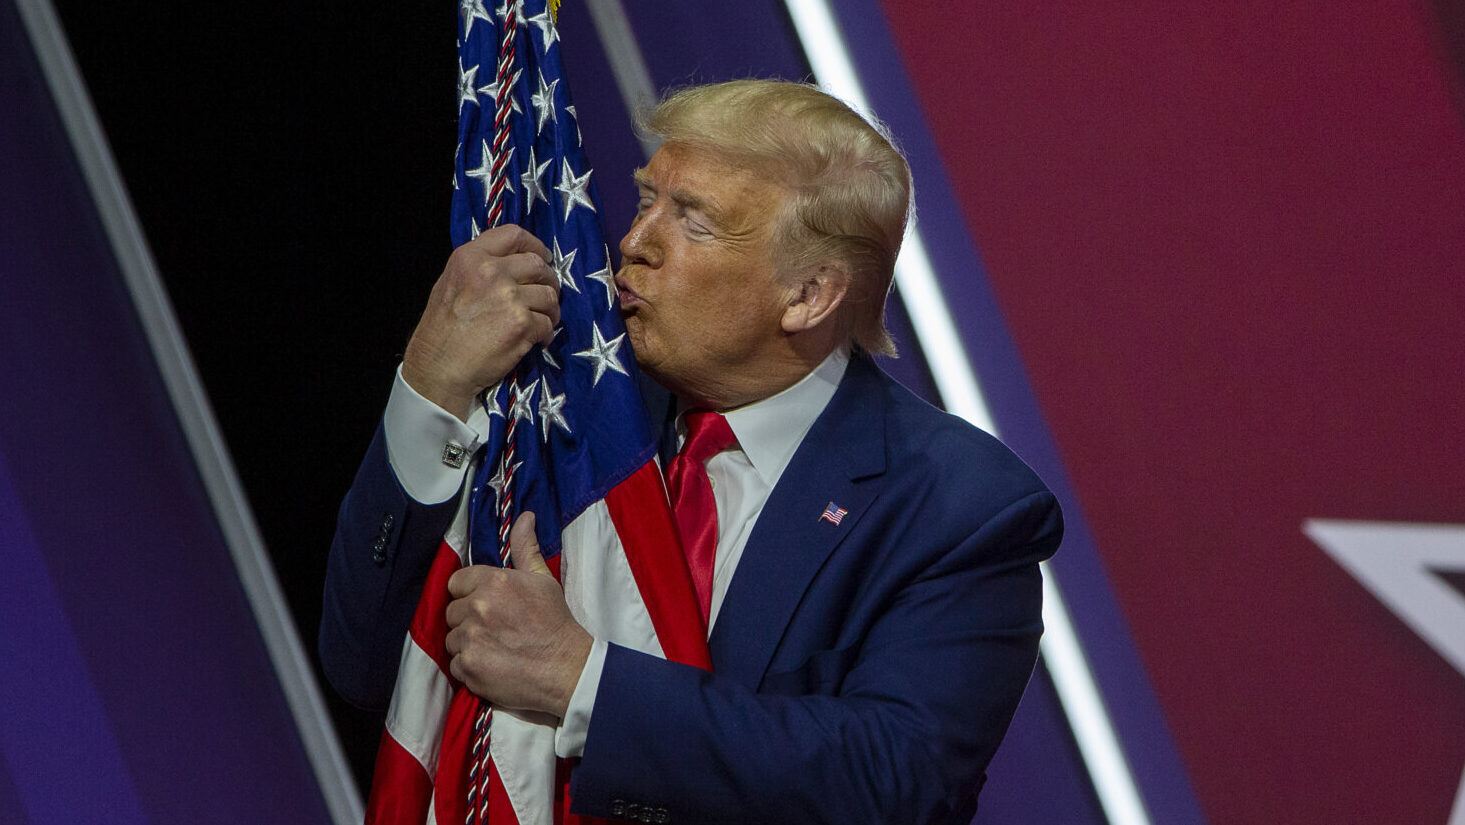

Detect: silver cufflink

[441,442,467,469]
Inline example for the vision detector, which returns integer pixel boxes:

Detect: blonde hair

[641,80,911,355]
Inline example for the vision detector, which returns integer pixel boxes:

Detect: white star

[531,70,559,134]
[520,144,551,216]
[1306,519,1465,823]
[565,104,582,146]
[458,61,480,110]
[551,237,581,294]
[465,139,494,203]
[481,380,503,417]
[526,8,559,51]
[573,322,629,386]
[586,262,616,310]
[460,0,493,39]
[469,215,482,239]
[466,141,511,208]
[452,141,463,190]
[537,376,571,441]
[486,456,521,505]
[478,69,523,115]
[508,377,537,425]
[555,159,596,221]
[540,327,562,369]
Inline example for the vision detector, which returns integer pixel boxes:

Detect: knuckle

[511,307,535,337]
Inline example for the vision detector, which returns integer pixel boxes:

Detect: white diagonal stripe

[385,639,456,775]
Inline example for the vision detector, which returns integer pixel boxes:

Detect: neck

[661,336,839,411]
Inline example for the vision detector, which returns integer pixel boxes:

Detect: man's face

[615,143,794,405]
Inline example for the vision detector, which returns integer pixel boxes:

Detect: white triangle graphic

[1305,519,1465,825]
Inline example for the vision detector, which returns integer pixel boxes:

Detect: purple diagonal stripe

[0,456,149,825]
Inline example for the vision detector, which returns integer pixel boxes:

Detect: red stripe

[487,757,520,824]
[365,727,433,825]
[604,461,712,670]
[409,540,464,675]
[435,686,479,825]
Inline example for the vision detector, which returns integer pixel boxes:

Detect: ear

[780,262,851,334]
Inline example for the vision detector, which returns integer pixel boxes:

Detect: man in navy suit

[321,80,1061,823]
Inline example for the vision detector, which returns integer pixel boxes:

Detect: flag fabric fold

[364,2,708,822]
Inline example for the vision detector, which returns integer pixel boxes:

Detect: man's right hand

[402,225,561,421]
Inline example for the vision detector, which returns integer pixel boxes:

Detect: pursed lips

[614,272,645,308]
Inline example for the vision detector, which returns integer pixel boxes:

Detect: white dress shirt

[382,350,850,758]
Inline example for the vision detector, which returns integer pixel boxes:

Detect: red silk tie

[666,410,737,624]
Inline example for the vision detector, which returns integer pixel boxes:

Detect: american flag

[819,502,848,526]
[363,2,709,823]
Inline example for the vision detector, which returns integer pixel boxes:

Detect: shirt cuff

[554,638,607,759]
[383,365,492,505]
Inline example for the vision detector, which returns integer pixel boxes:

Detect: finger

[503,251,560,289]
[447,565,480,599]
[472,224,553,264]
[517,283,562,322]
[445,597,465,630]
[509,512,552,576]
[530,310,558,348]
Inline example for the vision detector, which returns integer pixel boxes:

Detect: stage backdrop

[13,1,1464,824]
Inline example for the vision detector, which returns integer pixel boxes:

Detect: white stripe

[779,4,1151,824]
[385,639,455,775]
[489,708,558,825]
[562,500,665,656]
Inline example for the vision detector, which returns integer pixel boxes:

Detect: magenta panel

[879,1,1465,821]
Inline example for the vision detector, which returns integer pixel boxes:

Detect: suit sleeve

[568,489,1063,825]
[318,422,459,711]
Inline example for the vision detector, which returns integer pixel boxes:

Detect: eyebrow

[632,167,725,224]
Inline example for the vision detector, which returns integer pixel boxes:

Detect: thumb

[509,511,552,576]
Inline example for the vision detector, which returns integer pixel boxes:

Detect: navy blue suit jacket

[321,355,1062,824]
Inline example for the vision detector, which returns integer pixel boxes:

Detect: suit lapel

[709,356,889,688]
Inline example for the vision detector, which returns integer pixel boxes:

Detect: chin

[623,317,649,358]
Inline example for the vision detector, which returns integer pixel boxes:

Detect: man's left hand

[445,512,592,718]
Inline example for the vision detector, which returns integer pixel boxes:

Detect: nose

[619,209,662,270]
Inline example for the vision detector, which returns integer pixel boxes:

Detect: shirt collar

[715,349,849,487]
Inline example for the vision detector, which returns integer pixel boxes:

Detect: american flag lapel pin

[819,501,848,526]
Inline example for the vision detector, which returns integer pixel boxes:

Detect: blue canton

[452,0,656,564]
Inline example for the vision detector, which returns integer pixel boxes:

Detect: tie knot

[679,410,736,464]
